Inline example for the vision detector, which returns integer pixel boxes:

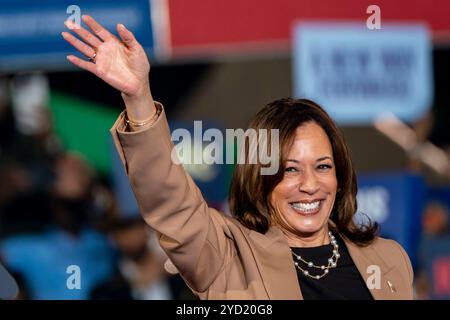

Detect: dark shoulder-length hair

[229,98,378,246]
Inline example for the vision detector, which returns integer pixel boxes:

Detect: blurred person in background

[0,77,33,207]
[422,201,449,237]
[0,76,17,160]
[51,152,96,235]
[0,74,62,214]
[0,192,52,239]
[0,163,33,210]
[7,74,62,189]
[416,201,450,299]
[63,16,413,300]
[91,215,194,300]
[0,152,115,299]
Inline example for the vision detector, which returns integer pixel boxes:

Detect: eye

[317,164,332,170]
[285,167,298,173]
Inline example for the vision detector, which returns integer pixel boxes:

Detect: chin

[286,202,331,235]
[293,222,324,235]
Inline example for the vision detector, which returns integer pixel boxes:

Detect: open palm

[62,15,150,97]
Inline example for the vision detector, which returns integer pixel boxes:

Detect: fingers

[82,15,115,42]
[117,24,138,49]
[65,20,103,48]
[66,55,97,74]
[61,32,96,59]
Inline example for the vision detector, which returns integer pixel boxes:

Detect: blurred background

[0,0,449,300]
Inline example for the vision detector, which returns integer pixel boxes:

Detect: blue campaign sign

[292,22,433,124]
[0,0,154,71]
[356,172,425,267]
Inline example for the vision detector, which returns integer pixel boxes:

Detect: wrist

[121,85,156,122]
[125,103,161,129]
[121,83,151,104]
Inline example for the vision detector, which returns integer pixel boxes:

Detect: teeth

[290,201,320,212]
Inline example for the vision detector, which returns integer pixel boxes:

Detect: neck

[282,226,330,248]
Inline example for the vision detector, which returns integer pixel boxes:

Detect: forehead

[286,122,333,158]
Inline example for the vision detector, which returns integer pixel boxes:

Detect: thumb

[117,23,137,49]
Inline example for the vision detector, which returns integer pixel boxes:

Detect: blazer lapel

[248,226,303,300]
[344,237,397,300]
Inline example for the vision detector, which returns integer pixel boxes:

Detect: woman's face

[270,121,337,237]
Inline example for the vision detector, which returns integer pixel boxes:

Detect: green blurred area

[49,91,118,174]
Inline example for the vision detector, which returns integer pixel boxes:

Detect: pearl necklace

[291,231,340,280]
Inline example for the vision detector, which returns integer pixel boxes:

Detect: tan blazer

[110,103,414,300]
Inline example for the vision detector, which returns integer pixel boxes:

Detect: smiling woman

[63,15,414,300]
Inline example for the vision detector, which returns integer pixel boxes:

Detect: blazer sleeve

[110,102,234,293]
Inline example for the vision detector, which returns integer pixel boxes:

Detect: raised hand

[62,15,150,97]
[62,15,156,125]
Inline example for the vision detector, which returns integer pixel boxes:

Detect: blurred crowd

[0,73,194,300]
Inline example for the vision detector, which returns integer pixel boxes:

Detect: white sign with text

[293,22,433,124]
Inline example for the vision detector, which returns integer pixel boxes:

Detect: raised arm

[63,16,234,292]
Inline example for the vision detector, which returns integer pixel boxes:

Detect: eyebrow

[286,156,333,163]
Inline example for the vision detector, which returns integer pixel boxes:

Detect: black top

[291,233,373,300]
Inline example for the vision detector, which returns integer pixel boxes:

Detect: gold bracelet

[125,106,161,127]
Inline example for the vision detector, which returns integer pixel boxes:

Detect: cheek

[269,186,289,221]
[271,180,297,204]
[320,177,338,214]
[320,173,338,194]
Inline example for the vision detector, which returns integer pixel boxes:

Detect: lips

[289,199,324,216]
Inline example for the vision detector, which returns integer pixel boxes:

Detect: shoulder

[207,207,250,238]
[369,237,414,283]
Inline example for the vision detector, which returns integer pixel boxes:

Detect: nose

[298,169,319,195]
